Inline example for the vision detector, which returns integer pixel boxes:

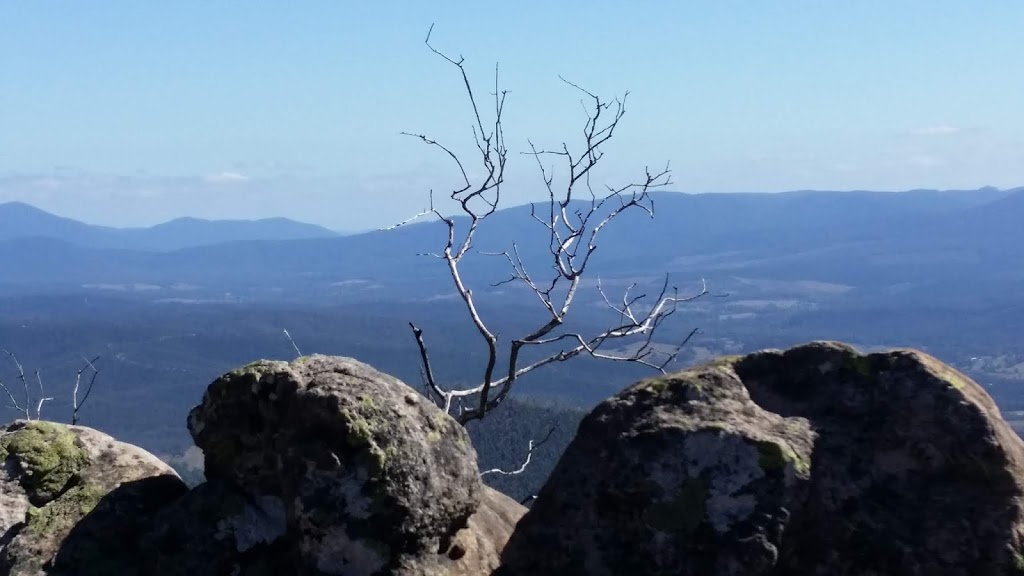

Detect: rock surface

[178,354,522,575]
[138,479,524,576]
[498,341,1024,576]
[0,421,187,575]
[7,344,1024,576]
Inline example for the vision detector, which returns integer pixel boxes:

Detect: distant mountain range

[3,186,1024,456]
[0,201,338,251]
[1,187,1022,306]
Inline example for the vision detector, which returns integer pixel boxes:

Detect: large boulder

[0,421,187,575]
[498,341,1024,576]
[178,354,523,575]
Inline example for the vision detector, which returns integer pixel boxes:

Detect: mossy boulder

[186,354,515,575]
[497,356,812,576]
[0,421,186,575]
[498,341,1024,576]
[0,421,90,504]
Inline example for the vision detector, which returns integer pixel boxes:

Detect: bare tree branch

[1,351,105,423]
[283,328,303,358]
[1,350,31,420]
[409,322,451,413]
[379,191,435,231]
[480,424,557,477]
[395,27,710,426]
[73,355,101,425]
[0,375,28,419]
[34,370,52,420]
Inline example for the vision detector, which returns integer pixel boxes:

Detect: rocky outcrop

[0,355,526,576]
[7,343,1024,575]
[0,421,187,575]
[162,354,524,575]
[498,341,1024,576]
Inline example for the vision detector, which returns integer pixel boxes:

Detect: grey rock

[137,479,290,576]
[0,421,187,576]
[498,341,1024,576]
[184,354,520,575]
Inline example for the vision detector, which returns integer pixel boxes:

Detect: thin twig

[33,370,52,420]
[409,323,451,413]
[480,424,558,477]
[283,329,303,358]
[1,349,30,420]
[0,375,27,418]
[72,355,101,425]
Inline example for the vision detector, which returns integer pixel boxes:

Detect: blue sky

[1,1,1021,230]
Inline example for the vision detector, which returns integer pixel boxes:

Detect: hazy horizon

[2,2,1022,230]
[3,185,1022,232]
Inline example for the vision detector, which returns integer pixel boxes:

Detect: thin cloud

[204,171,250,183]
[906,152,941,168]
[827,162,858,173]
[910,125,960,137]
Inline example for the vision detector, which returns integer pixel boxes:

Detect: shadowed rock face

[732,343,1024,574]
[136,479,524,576]
[498,341,1024,576]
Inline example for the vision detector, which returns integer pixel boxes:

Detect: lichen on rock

[756,439,810,476]
[24,482,106,537]
[499,341,1024,576]
[0,420,186,576]
[183,353,522,575]
[0,421,90,504]
[497,361,810,576]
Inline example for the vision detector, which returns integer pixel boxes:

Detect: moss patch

[634,376,670,395]
[345,413,376,448]
[24,481,106,536]
[757,440,810,476]
[1009,551,1024,575]
[844,351,875,379]
[341,404,390,477]
[644,477,709,536]
[638,373,704,396]
[917,354,972,391]
[229,360,276,380]
[428,411,452,436]
[0,421,90,503]
[707,355,742,368]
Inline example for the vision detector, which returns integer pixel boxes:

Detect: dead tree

[72,355,101,425]
[1,350,56,421]
[0,350,101,424]
[0,350,31,420]
[393,26,708,425]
